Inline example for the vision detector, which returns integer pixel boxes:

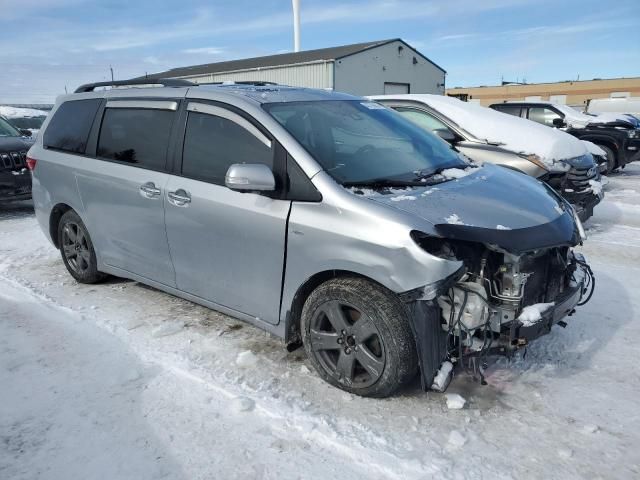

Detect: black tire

[301,277,418,398]
[57,210,106,284]
[598,144,617,173]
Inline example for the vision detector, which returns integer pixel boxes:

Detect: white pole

[292,0,301,52]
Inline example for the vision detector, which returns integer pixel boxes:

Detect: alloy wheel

[308,300,386,388]
[61,222,91,274]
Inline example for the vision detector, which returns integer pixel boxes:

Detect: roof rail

[200,81,280,86]
[74,78,195,93]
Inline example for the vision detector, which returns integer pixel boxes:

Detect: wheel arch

[581,135,618,158]
[283,269,390,346]
[49,203,74,249]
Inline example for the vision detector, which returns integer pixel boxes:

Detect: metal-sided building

[143,39,446,96]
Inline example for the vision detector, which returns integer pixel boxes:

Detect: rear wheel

[599,144,617,173]
[58,210,106,284]
[301,277,418,398]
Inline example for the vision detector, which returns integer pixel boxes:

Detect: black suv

[0,115,34,202]
[490,101,640,173]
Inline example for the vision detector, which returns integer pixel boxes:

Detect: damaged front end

[405,222,594,392]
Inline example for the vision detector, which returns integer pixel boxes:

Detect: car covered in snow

[0,115,34,202]
[29,80,594,397]
[490,101,640,173]
[370,94,603,221]
[0,106,48,138]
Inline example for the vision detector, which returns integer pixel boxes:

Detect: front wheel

[599,144,617,173]
[58,210,106,284]
[301,277,418,397]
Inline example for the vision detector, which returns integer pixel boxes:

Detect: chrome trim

[105,100,178,111]
[187,102,272,148]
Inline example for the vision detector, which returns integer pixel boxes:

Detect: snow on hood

[582,140,606,157]
[0,106,48,118]
[370,95,587,171]
[588,112,638,127]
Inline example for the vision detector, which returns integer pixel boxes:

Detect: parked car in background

[371,94,602,221]
[0,115,34,202]
[0,106,48,137]
[586,97,640,117]
[490,101,640,173]
[29,80,593,397]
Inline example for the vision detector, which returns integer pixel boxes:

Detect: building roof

[142,38,445,80]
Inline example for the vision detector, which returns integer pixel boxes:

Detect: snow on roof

[371,94,587,167]
[0,106,48,118]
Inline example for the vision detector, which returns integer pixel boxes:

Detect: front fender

[280,200,462,324]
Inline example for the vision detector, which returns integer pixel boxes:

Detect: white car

[370,94,602,221]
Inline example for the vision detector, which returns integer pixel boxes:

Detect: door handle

[139,182,161,199]
[167,189,191,207]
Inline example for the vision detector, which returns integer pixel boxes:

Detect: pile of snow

[496,224,512,230]
[517,302,555,327]
[236,350,259,368]
[444,213,465,225]
[369,94,586,172]
[0,105,48,119]
[445,393,466,410]
[589,179,604,196]
[589,112,638,127]
[440,167,475,180]
[582,140,606,157]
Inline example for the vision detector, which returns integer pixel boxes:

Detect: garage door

[384,82,410,94]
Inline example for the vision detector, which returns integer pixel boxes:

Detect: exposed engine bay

[407,234,594,391]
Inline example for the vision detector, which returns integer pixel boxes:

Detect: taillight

[26,156,37,171]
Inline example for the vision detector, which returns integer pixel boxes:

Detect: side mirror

[552,118,566,128]
[225,163,275,192]
[433,128,457,144]
[19,129,32,137]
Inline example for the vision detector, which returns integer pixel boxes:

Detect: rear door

[75,99,178,286]
[164,101,290,324]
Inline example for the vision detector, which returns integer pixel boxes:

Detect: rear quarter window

[492,105,522,117]
[43,99,101,153]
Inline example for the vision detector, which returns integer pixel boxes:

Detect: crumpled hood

[364,164,579,253]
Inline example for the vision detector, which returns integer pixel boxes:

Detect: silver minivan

[29,80,594,397]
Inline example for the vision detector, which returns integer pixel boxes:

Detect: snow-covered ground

[2,167,640,479]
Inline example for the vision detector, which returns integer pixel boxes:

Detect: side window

[528,107,562,127]
[43,99,101,154]
[493,105,522,117]
[182,106,273,185]
[394,107,451,132]
[97,107,175,170]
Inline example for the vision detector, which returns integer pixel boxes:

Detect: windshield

[264,100,468,185]
[0,116,22,137]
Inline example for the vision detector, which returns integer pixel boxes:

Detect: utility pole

[110,66,114,82]
[292,0,300,52]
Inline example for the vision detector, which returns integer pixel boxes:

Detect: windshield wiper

[342,178,426,188]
